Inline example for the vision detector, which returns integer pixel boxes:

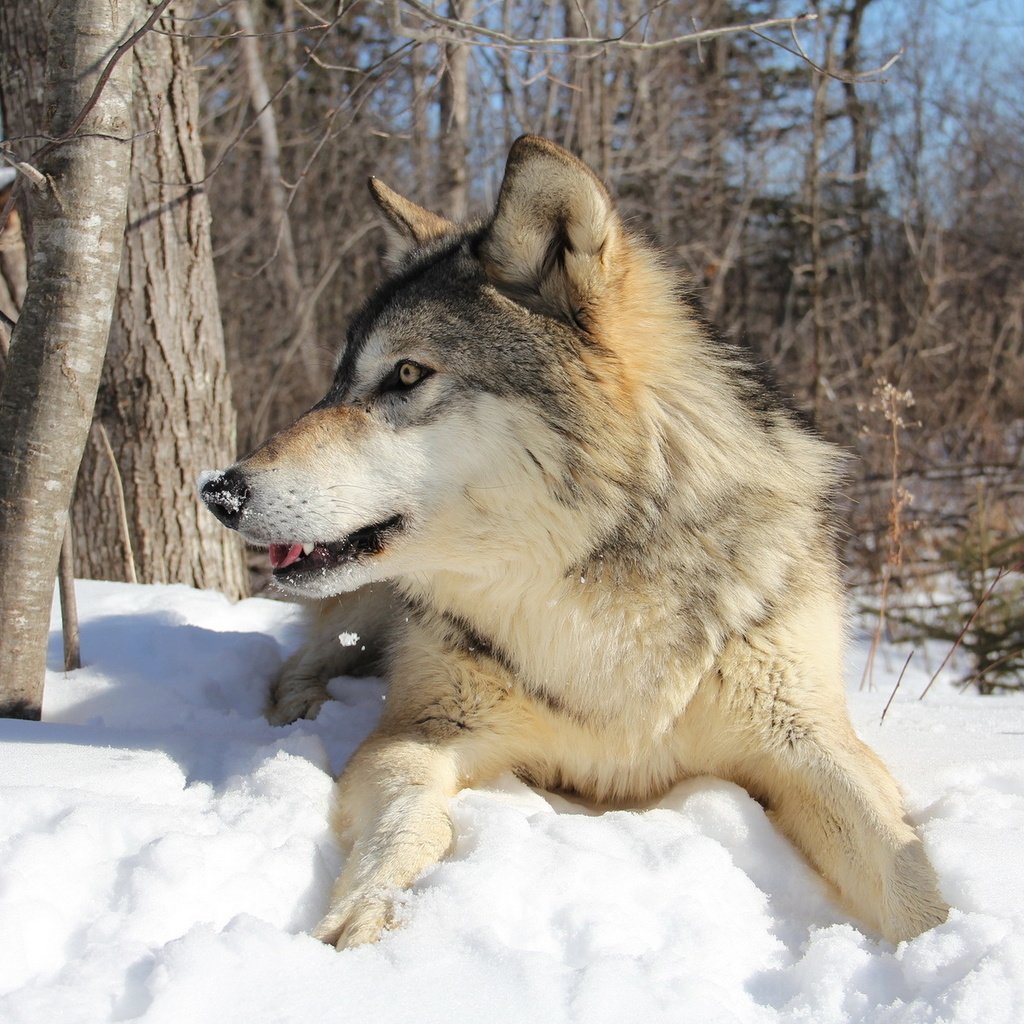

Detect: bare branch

[35,0,175,160]
[190,9,347,189]
[880,650,913,725]
[95,421,138,585]
[746,21,902,84]
[392,0,818,52]
[918,561,1024,701]
[0,150,47,189]
[57,527,81,671]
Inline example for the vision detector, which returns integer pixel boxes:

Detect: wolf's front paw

[265,673,329,726]
[879,842,950,942]
[312,891,397,949]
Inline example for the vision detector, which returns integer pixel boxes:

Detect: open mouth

[267,515,405,582]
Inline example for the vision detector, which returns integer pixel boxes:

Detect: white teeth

[302,543,314,555]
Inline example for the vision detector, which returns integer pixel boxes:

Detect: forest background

[0,0,1021,714]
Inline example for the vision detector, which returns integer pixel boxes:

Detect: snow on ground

[1,580,1022,1023]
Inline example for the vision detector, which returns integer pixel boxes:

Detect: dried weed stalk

[859,379,917,690]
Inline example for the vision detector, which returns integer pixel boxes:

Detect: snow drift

[1,580,1022,1023]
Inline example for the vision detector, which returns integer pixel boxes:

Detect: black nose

[199,467,249,529]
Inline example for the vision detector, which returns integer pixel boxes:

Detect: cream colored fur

[249,137,948,949]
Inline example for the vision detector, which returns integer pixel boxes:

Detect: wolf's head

[200,136,779,596]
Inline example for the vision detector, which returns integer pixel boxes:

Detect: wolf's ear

[368,177,454,266]
[479,135,622,327]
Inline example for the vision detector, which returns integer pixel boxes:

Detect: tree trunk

[72,0,249,601]
[806,14,834,426]
[438,0,473,219]
[233,0,318,393]
[0,0,135,719]
[842,0,876,286]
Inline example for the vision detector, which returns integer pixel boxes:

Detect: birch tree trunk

[0,0,135,719]
[71,0,249,601]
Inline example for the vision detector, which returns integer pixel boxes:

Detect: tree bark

[842,0,876,283]
[439,0,474,219]
[58,529,81,672]
[0,0,135,719]
[233,0,318,392]
[806,13,834,426]
[72,0,249,601]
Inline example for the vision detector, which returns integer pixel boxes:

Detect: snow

[1,580,1023,1024]
[195,469,223,492]
[195,470,243,516]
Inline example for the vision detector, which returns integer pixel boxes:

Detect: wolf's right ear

[368,177,454,267]
[479,136,622,328]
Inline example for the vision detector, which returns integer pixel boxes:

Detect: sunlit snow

[1,580,1022,1023]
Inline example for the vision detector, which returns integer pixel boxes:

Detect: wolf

[200,136,948,949]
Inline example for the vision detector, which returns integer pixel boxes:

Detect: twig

[250,221,375,440]
[958,645,1024,694]
[96,421,138,585]
[184,9,346,191]
[58,526,81,671]
[880,650,913,725]
[0,150,47,189]
[393,0,817,51]
[306,38,416,75]
[748,22,902,84]
[918,560,1023,700]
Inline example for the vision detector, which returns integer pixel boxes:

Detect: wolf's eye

[399,361,422,386]
[382,360,432,393]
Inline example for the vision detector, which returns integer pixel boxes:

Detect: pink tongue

[269,543,304,569]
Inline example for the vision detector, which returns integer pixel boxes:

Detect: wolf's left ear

[479,136,622,327]
[368,177,454,267]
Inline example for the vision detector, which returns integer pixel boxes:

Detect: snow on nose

[198,467,250,528]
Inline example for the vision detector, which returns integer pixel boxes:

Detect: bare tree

[804,9,836,425]
[189,0,1019,646]
[438,0,474,218]
[233,0,317,392]
[0,0,136,718]
[71,0,249,601]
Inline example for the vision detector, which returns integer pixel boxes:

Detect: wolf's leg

[267,583,399,725]
[713,662,948,942]
[757,733,947,942]
[312,640,524,948]
[773,739,946,942]
[311,733,463,948]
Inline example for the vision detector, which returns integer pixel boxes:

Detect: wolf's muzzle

[199,467,249,529]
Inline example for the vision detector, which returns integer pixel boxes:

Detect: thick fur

[200,136,948,948]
